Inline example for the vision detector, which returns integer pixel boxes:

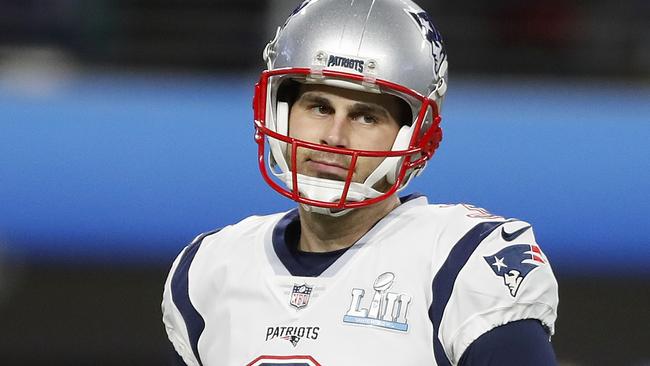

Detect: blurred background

[0,0,649,365]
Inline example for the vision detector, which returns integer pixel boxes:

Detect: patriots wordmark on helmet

[327,55,364,73]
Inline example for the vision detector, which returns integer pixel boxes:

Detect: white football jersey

[162,195,558,366]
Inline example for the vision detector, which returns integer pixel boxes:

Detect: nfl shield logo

[290,284,313,309]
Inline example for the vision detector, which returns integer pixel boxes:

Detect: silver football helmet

[253,0,448,216]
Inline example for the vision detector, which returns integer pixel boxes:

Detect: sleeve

[161,245,202,366]
[436,220,559,365]
[458,319,557,366]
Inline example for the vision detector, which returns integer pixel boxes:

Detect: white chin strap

[277,172,384,217]
[267,101,415,217]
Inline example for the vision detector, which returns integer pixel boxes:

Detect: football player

[162,0,559,365]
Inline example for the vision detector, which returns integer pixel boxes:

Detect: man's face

[287,84,403,187]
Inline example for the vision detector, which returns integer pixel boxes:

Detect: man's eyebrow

[298,93,332,106]
[349,102,389,118]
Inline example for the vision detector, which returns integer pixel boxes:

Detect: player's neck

[297,195,400,253]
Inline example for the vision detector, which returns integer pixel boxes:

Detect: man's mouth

[305,159,350,180]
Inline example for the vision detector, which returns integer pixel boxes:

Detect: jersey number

[247,355,321,366]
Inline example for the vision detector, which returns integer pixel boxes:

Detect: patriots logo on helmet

[409,11,443,45]
[484,244,546,297]
[406,10,447,72]
[285,0,316,25]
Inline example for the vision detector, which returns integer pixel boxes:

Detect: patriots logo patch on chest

[343,272,411,332]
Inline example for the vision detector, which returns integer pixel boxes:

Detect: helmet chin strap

[267,101,416,217]
[300,204,350,217]
[278,172,384,217]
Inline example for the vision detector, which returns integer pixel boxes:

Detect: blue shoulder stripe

[429,221,504,366]
[170,229,221,366]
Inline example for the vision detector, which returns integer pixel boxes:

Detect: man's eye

[310,105,331,115]
[356,114,378,125]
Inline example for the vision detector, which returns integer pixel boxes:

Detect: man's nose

[320,114,349,148]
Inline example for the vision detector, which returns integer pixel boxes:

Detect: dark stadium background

[1,1,649,365]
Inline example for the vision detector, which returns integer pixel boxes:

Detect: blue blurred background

[0,0,648,365]
[2,75,649,275]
